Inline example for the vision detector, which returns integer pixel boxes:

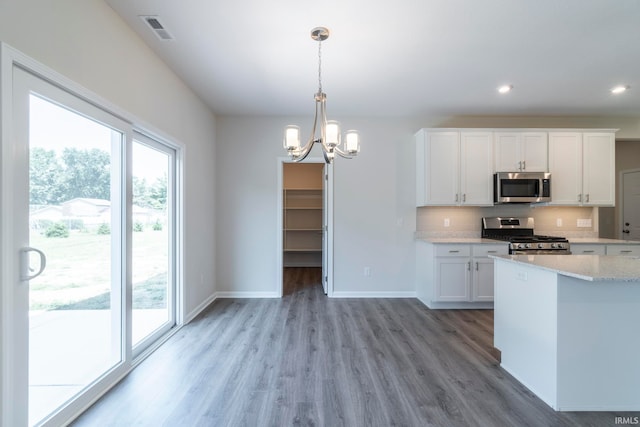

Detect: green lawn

[29,229,168,310]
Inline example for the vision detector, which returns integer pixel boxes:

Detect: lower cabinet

[417,242,508,309]
[570,244,606,255]
[570,243,640,256]
[606,244,640,256]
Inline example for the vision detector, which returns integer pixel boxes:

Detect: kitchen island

[491,255,640,411]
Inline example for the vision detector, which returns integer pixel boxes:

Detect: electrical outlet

[444,218,450,227]
[577,218,592,228]
[364,267,371,277]
[556,218,563,227]
[516,271,528,281]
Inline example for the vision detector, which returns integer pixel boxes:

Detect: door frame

[618,168,640,240]
[0,42,185,426]
[276,157,334,297]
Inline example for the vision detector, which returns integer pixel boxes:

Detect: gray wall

[216,116,640,295]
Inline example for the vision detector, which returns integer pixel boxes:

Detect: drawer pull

[448,250,459,253]
[620,250,632,253]
[583,250,595,253]
[487,250,497,253]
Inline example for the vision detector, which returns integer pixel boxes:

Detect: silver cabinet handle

[467,262,471,271]
[583,250,595,253]
[586,194,590,203]
[455,194,459,202]
[578,194,582,203]
[462,194,466,203]
[20,247,47,281]
[518,161,522,170]
[487,250,497,253]
[448,250,459,253]
[522,160,526,170]
[475,262,479,271]
[620,250,633,253]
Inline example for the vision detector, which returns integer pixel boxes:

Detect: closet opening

[282,162,328,296]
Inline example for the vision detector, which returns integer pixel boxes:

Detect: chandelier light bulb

[325,121,341,147]
[345,130,360,154]
[283,125,301,151]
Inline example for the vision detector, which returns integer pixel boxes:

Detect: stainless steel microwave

[494,172,551,204]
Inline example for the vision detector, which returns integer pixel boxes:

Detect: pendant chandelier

[283,27,360,163]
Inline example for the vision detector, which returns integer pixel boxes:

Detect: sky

[29,95,167,181]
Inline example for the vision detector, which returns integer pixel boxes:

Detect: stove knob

[557,243,564,249]
[518,243,525,249]
[538,243,544,249]
[525,243,532,249]
[551,243,557,249]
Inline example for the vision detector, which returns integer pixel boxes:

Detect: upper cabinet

[548,131,615,206]
[416,129,493,206]
[494,132,548,172]
[415,128,616,207]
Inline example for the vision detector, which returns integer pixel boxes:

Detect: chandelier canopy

[283,27,360,164]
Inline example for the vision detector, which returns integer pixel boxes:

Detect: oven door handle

[511,250,571,255]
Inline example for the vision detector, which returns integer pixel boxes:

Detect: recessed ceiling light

[611,85,630,94]
[498,85,513,94]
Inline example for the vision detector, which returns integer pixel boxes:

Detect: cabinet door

[419,131,460,205]
[435,258,470,301]
[494,132,547,172]
[582,133,615,206]
[494,132,521,171]
[520,132,548,172]
[460,132,493,205]
[472,257,495,301]
[548,132,582,205]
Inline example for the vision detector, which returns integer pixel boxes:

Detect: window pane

[28,95,123,425]
[131,141,171,346]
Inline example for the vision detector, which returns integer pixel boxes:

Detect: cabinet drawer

[606,245,640,256]
[571,244,606,255]
[472,244,508,257]
[435,245,471,257]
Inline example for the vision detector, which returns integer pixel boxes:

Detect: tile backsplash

[416,205,599,238]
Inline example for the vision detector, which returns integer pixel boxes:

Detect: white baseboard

[331,291,417,298]
[216,291,280,299]
[184,292,218,324]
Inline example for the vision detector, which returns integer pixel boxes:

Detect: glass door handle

[20,247,47,281]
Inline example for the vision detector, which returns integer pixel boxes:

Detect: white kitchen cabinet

[494,131,548,172]
[570,244,606,255]
[416,130,459,205]
[548,131,615,206]
[583,132,615,206]
[471,245,504,301]
[606,245,640,256]
[435,257,470,301]
[416,129,493,206]
[569,242,640,255]
[417,242,508,308]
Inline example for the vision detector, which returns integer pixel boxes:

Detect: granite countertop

[569,238,640,245]
[416,236,640,245]
[491,254,640,282]
[417,237,505,244]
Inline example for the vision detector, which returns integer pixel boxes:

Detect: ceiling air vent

[139,15,174,41]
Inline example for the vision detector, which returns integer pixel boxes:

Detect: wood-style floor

[72,268,633,426]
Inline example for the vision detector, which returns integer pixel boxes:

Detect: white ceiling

[104,0,640,118]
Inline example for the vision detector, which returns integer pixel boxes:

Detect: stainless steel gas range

[481,217,571,255]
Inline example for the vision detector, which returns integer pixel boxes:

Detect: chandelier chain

[317,39,322,94]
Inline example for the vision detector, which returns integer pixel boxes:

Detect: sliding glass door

[131,134,176,353]
[5,63,178,426]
